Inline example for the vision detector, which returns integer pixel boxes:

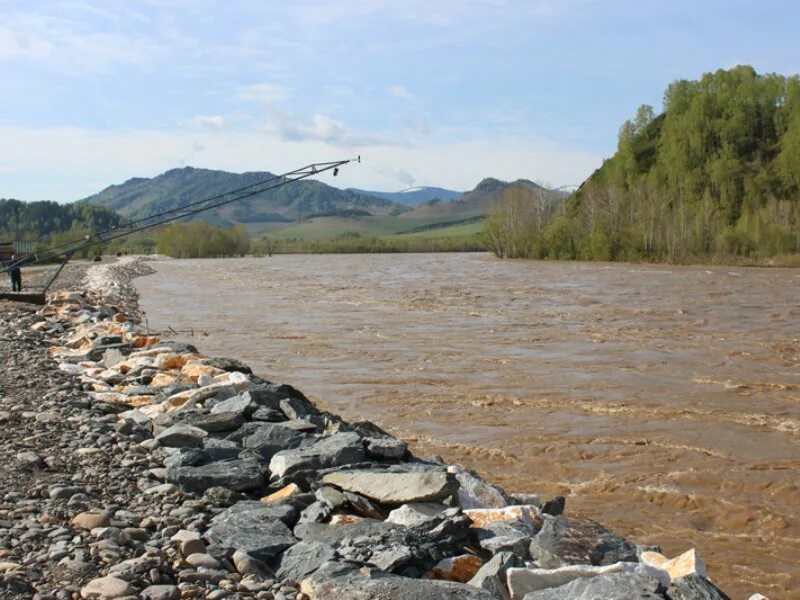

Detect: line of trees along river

[485,66,800,264]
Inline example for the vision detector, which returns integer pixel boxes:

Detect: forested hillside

[487,66,800,262]
[83,167,407,227]
[0,199,123,239]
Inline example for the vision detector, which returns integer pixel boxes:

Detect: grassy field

[256,215,486,241]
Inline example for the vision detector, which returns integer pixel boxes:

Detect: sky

[1,0,798,202]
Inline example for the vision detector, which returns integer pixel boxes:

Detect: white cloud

[235,83,290,104]
[191,115,228,131]
[393,168,416,188]
[389,84,415,101]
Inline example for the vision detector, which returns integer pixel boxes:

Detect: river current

[135,253,800,598]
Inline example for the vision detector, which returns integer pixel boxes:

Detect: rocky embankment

[0,258,760,600]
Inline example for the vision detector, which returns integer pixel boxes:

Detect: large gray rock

[449,465,510,509]
[468,551,524,600]
[365,436,408,460]
[155,424,207,448]
[166,458,265,493]
[667,574,731,600]
[269,432,365,478]
[521,572,662,600]
[476,521,534,557]
[320,469,454,505]
[205,501,297,561]
[529,515,638,568]
[202,356,252,374]
[276,541,337,582]
[211,392,259,417]
[279,395,319,419]
[242,422,312,460]
[180,411,245,433]
[301,563,496,599]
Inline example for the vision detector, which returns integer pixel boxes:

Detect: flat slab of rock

[166,457,265,492]
[508,563,669,600]
[155,424,207,448]
[321,469,454,505]
[180,411,245,433]
[269,432,365,478]
[521,571,663,600]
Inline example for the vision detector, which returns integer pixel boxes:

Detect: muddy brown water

[136,254,800,599]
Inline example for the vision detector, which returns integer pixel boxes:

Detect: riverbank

[0,257,757,599]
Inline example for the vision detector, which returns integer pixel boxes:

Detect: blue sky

[1,0,797,202]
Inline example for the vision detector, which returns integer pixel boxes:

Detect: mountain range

[82,167,563,238]
[349,186,462,205]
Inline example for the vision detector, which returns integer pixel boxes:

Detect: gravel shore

[0,258,747,600]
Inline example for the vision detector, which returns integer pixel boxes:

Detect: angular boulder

[276,541,337,582]
[467,551,524,600]
[449,465,510,509]
[667,574,732,600]
[269,432,365,478]
[180,411,245,433]
[205,501,297,561]
[242,422,312,460]
[641,548,705,581]
[528,515,638,568]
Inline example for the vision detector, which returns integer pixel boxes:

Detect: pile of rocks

[0,259,758,599]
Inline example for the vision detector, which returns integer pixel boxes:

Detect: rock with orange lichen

[329,514,363,525]
[464,505,538,529]
[426,554,483,583]
[641,548,705,580]
[150,372,180,387]
[181,361,226,382]
[261,483,302,504]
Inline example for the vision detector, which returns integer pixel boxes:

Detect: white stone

[386,502,447,527]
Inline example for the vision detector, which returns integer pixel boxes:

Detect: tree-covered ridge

[0,199,124,239]
[491,66,800,262]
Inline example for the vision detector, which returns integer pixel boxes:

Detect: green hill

[491,66,800,262]
[82,166,409,229]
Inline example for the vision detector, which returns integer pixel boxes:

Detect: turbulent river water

[136,253,800,598]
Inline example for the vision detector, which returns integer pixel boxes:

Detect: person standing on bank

[9,254,22,292]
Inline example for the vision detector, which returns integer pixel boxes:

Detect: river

[135,253,800,598]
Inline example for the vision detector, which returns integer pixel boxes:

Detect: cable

[3,158,357,278]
